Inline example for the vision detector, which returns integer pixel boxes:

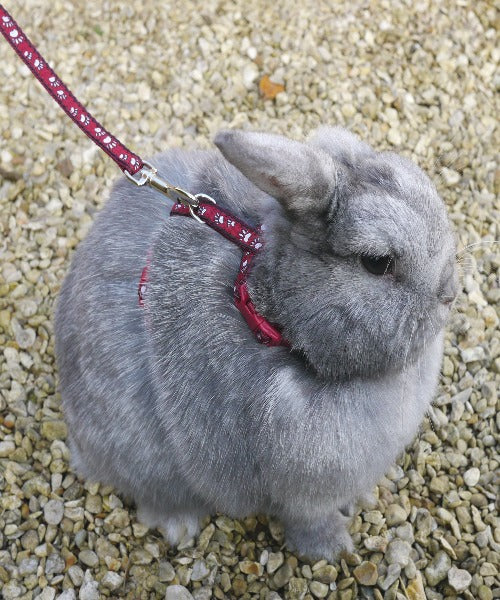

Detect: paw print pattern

[34,59,44,71]
[227,219,236,227]
[94,127,105,137]
[103,136,117,150]
[9,28,23,45]
[214,213,224,225]
[70,107,78,117]
[48,76,60,87]
[2,15,13,27]
[80,114,90,126]
[56,90,67,100]
[239,229,253,244]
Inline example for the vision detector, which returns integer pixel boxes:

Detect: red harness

[0,5,288,348]
[138,200,289,348]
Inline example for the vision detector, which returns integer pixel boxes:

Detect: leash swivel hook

[124,161,215,222]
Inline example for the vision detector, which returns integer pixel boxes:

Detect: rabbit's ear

[214,130,344,216]
[308,126,375,168]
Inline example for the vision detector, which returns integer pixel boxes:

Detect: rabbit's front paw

[285,514,354,562]
[137,504,202,546]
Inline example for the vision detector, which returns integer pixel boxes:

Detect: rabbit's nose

[438,265,459,306]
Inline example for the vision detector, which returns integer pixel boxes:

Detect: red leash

[0,4,201,209]
[0,4,289,348]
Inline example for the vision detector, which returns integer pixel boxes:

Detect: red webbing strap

[0,5,143,175]
[170,202,289,347]
[171,201,263,253]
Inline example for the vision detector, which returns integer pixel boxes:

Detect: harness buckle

[124,160,215,222]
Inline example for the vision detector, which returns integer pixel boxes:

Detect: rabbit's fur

[55,126,458,560]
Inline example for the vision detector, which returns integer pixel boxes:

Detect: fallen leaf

[259,75,284,99]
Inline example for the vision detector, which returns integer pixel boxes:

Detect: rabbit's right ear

[214,130,346,217]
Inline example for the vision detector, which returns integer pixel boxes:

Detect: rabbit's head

[215,127,458,380]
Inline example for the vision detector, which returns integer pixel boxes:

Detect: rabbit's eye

[361,254,394,276]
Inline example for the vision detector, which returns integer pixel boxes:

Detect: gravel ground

[0,0,498,599]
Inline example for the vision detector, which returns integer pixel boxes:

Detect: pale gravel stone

[165,585,195,600]
[101,571,124,590]
[463,467,481,487]
[43,499,65,525]
[448,566,472,592]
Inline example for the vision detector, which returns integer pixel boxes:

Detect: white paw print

[48,76,60,87]
[70,107,78,117]
[79,114,90,126]
[56,90,67,100]
[198,206,207,216]
[119,153,128,161]
[214,213,224,225]
[103,136,116,149]
[94,127,105,137]
[254,241,263,250]
[23,51,33,60]
[227,219,236,227]
[2,15,13,27]
[9,29,23,45]
[239,229,252,243]
[34,59,44,71]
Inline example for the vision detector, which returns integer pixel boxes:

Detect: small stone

[429,475,449,495]
[266,551,284,574]
[45,552,65,574]
[104,508,129,529]
[165,585,194,600]
[101,571,124,590]
[0,440,15,457]
[405,572,426,600]
[159,561,176,582]
[477,584,493,600]
[40,420,67,441]
[353,561,378,586]
[2,581,23,600]
[39,588,56,600]
[129,548,153,565]
[385,539,412,567]
[242,63,259,89]
[309,580,329,598]
[479,562,497,576]
[272,563,293,588]
[192,589,211,600]
[11,318,36,348]
[447,566,472,592]
[424,551,451,586]
[387,128,402,146]
[380,564,401,590]
[43,499,64,525]
[79,578,99,600]
[68,565,84,586]
[79,549,99,568]
[288,577,308,600]
[191,559,210,581]
[18,557,38,576]
[364,535,388,552]
[239,560,263,576]
[84,495,102,514]
[460,346,486,363]
[385,504,407,527]
[312,564,338,583]
[463,467,480,487]
[57,591,77,600]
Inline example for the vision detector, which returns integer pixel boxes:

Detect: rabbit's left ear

[214,130,345,216]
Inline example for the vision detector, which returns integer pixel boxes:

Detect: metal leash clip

[124,160,215,223]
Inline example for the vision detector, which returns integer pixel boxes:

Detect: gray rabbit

[54,126,458,560]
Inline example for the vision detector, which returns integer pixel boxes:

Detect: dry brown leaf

[259,75,285,99]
